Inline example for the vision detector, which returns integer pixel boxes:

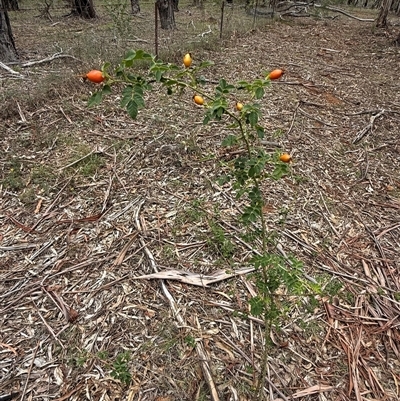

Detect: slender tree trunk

[131,0,140,14]
[4,0,19,10]
[156,0,175,29]
[72,0,96,19]
[0,0,18,61]
[376,0,393,27]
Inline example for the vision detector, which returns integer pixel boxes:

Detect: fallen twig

[20,52,80,68]
[352,109,385,144]
[20,343,39,401]
[198,25,212,37]
[298,106,337,127]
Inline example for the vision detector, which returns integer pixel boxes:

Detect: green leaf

[163,79,178,86]
[121,86,133,108]
[125,73,138,82]
[101,62,111,73]
[124,50,136,60]
[249,296,264,316]
[126,100,138,119]
[236,80,249,90]
[155,69,162,82]
[271,163,289,180]
[215,106,225,119]
[196,75,206,86]
[203,113,211,125]
[248,158,265,178]
[255,86,264,99]
[133,84,144,96]
[246,111,258,127]
[241,205,260,223]
[102,84,112,95]
[251,254,271,269]
[216,78,235,94]
[132,49,153,60]
[133,93,145,108]
[256,125,265,139]
[198,60,214,68]
[123,59,134,68]
[217,175,231,185]
[222,135,238,147]
[87,91,102,107]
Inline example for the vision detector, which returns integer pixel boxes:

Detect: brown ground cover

[1,1,400,400]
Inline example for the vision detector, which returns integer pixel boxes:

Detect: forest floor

[1,1,400,400]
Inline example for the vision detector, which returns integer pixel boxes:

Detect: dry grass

[1,1,400,400]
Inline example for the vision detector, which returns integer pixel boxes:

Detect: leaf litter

[1,4,400,401]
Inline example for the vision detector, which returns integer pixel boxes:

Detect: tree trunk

[72,0,96,19]
[4,0,19,10]
[131,0,140,14]
[156,0,175,29]
[376,0,393,27]
[0,0,18,62]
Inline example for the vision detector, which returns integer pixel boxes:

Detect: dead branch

[0,61,22,75]
[20,52,80,68]
[314,4,374,22]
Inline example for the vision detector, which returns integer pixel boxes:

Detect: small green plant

[208,220,235,258]
[19,187,36,206]
[324,277,343,299]
[86,51,319,399]
[68,349,90,368]
[111,351,132,385]
[184,334,196,348]
[186,199,207,223]
[2,158,25,191]
[68,145,105,177]
[97,350,109,360]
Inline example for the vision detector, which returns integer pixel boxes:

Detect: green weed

[110,351,132,385]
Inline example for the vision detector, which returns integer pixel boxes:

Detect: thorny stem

[230,92,271,400]
[174,75,274,399]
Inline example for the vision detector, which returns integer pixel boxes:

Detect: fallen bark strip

[131,266,254,287]
[291,384,334,398]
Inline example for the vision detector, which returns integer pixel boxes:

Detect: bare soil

[1,2,400,401]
